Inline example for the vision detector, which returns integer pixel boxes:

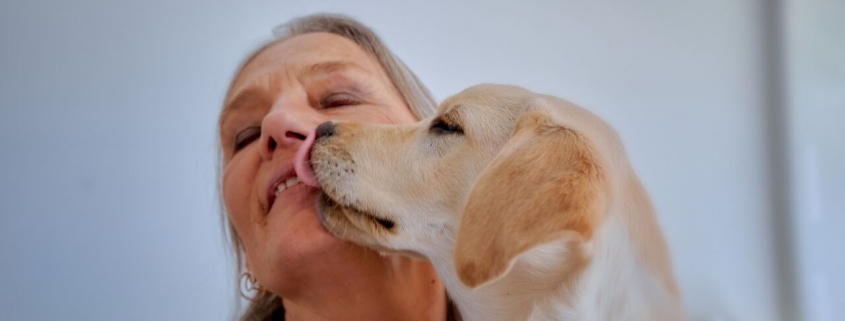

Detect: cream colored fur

[311,84,686,321]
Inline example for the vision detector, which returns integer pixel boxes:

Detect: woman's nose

[258,107,317,161]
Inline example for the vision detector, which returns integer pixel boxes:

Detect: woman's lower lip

[268,183,318,213]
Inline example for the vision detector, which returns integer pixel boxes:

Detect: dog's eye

[430,119,463,134]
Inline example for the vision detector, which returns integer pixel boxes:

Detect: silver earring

[239,271,266,301]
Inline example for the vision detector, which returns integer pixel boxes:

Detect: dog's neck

[426,214,680,321]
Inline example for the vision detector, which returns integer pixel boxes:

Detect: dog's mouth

[317,192,396,233]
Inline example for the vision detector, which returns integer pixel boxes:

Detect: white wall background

[784,0,845,320]
[1,0,840,320]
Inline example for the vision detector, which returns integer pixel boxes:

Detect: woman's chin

[258,187,380,294]
[261,211,371,296]
[269,203,337,244]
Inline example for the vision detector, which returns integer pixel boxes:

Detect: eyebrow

[442,105,464,124]
[219,88,266,127]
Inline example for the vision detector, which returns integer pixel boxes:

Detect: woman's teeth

[275,177,301,197]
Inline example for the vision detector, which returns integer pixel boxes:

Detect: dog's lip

[318,192,395,230]
[318,193,425,258]
[264,165,298,213]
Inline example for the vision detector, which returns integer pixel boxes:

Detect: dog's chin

[316,192,398,247]
[316,192,430,260]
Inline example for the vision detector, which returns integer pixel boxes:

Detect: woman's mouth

[266,173,306,212]
[274,176,301,197]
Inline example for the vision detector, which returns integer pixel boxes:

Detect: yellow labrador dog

[295,84,686,320]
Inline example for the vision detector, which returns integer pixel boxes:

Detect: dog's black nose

[316,121,336,139]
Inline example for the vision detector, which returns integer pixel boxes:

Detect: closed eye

[320,92,361,109]
[233,126,261,152]
[430,118,463,134]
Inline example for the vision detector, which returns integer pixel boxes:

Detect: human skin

[219,32,446,320]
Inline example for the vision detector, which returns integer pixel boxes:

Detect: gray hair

[219,13,438,321]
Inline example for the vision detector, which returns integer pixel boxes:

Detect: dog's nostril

[375,218,395,229]
[316,121,336,138]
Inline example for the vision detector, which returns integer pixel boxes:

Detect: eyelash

[320,92,360,109]
[430,118,463,134]
[233,126,261,152]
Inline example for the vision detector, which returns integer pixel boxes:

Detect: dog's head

[309,84,614,288]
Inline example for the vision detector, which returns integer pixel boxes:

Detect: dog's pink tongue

[294,128,321,188]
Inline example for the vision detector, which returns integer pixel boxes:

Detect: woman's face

[219,33,416,293]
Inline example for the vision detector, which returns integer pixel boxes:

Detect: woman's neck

[280,248,447,321]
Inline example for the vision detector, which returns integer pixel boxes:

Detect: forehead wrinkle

[230,60,370,107]
[219,35,380,128]
[299,60,371,79]
[220,61,299,126]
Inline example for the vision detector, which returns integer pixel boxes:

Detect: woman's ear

[454,107,607,289]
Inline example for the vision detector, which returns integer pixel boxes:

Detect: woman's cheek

[222,156,258,236]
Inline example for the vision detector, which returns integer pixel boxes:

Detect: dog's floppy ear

[454,103,606,288]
